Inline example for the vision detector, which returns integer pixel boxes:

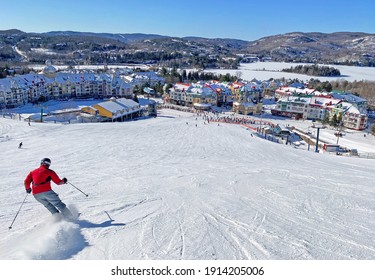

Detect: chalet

[93,97,140,122]
[273,124,291,137]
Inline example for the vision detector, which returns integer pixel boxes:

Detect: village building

[271,95,310,119]
[0,62,164,109]
[143,87,156,97]
[166,82,217,107]
[121,71,165,87]
[166,80,262,114]
[271,90,368,130]
[92,97,141,122]
[330,90,368,113]
[273,124,291,137]
[232,101,262,115]
[137,98,157,117]
[275,84,317,100]
[81,106,99,116]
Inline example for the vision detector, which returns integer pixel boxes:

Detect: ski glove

[26,188,32,194]
[62,178,68,184]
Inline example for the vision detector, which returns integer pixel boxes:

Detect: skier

[18,142,23,149]
[24,158,73,219]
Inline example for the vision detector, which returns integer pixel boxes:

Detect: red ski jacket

[24,165,64,195]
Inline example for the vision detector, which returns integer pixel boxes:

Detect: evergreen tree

[161,67,167,76]
[330,114,338,127]
[322,111,330,125]
[133,93,139,103]
[133,85,139,94]
[171,67,178,77]
[182,70,187,82]
[322,81,332,92]
[337,113,343,126]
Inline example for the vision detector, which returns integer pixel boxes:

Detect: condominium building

[0,65,164,109]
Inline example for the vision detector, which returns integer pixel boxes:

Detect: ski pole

[8,193,28,230]
[68,182,89,197]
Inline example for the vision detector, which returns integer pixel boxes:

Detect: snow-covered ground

[0,105,374,260]
[29,61,375,83]
[207,62,375,82]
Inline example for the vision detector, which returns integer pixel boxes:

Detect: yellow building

[92,97,140,121]
[81,106,98,116]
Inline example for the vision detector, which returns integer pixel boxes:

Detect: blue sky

[1,0,374,41]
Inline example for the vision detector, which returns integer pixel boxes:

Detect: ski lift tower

[314,124,325,153]
[38,103,47,123]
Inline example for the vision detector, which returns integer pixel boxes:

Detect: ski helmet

[41,158,51,166]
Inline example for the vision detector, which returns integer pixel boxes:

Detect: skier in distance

[24,158,73,220]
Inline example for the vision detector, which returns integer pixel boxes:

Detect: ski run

[0,106,374,260]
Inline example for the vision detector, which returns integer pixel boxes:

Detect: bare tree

[235,71,243,80]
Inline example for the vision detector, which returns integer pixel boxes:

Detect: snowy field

[207,62,375,82]
[0,107,374,260]
[30,61,375,83]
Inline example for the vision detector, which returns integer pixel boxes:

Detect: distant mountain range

[0,29,374,68]
[45,30,167,43]
[245,32,375,65]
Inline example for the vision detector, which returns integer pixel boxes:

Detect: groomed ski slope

[0,109,374,260]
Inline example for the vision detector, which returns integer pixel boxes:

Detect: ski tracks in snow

[199,197,272,259]
[134,178,274,260]
[138,195,186,259]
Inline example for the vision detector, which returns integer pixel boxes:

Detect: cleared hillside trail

[0,110,374,259]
